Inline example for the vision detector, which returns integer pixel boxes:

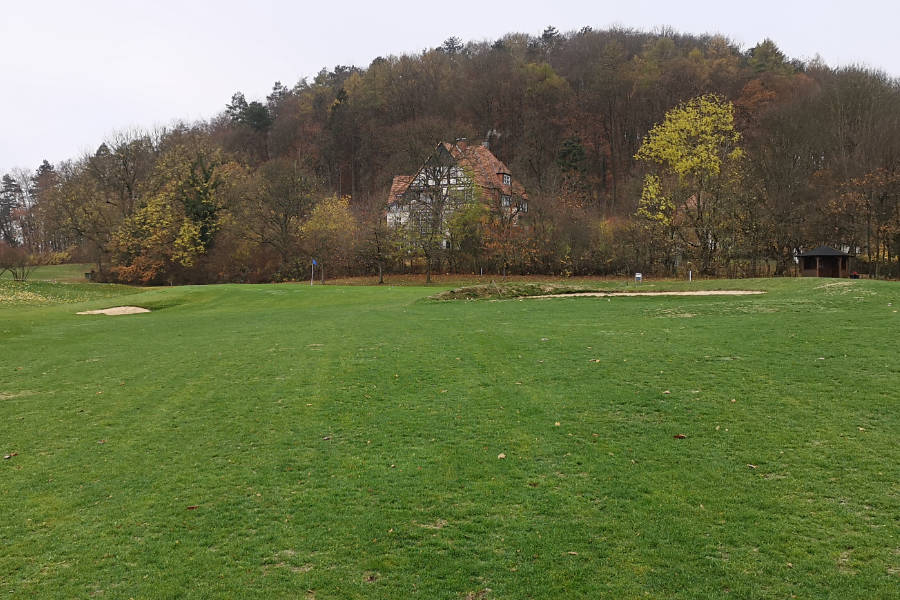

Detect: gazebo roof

[798,246,849,257]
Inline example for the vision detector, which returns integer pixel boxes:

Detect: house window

[517,200,528,213]
[501,195,511,207]
[502,174,511,186]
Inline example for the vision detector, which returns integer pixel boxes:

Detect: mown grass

[1,277,898,598]
[0,263,95,283]
[0,263,140,309]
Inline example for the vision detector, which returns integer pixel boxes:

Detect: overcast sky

[1,0,898,175]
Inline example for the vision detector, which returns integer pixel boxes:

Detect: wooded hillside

[2,26,899,282]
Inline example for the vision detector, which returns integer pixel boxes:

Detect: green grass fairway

[1,278,898,598]
[0,263,94,283]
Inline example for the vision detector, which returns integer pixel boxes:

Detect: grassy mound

[0,279,141,307]
[430,281,600,300]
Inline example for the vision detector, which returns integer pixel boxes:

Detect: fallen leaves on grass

[673,434,687,439]
[747,464,758,469]
[3,452,18,460]
[497,453,506,459]
[663,390,671,394]
[186,505,199,510]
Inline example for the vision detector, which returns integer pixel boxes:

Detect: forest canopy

[2,26,899,282]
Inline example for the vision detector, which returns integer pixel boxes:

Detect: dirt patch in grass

[531,290,766,298]
[0,390,35,400]
[419,518,449,529]
[76,306,150,315]
[430,282,593,300]
[431,283,765,301]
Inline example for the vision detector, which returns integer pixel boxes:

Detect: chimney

[483,128,498,150]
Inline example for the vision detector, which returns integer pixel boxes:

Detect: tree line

[2,25,899,282]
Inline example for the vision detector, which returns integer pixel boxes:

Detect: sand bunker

[531,290,765,299]
[76,306,150,315]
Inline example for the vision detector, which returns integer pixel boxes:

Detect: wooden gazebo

[798,246,850,278]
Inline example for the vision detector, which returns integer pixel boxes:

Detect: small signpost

[635,272,642,284]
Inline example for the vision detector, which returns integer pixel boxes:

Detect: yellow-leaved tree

[111,141,239,283]
[301,195,357,282]
[635,94,744,275]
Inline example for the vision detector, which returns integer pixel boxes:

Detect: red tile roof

[388,175,413,201]
[387,142,526,205]
[449,142,527,198]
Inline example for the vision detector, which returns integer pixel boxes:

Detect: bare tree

[401,150,471,283]
[0,243,34,281]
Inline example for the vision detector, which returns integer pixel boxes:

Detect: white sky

[1,0,898,175]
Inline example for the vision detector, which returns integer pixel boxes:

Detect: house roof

[445,142,528,198]
[798,246,849,257]
[387,141,526,205]
[389,175,413,201]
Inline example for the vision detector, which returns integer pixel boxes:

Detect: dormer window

[501,195,511,207]
[502,174,511,186]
